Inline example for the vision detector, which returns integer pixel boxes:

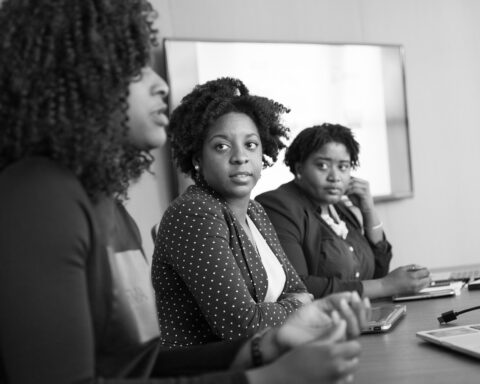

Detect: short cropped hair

[168,77,290,178]
[0,0,158,200]
[284,123,360,173]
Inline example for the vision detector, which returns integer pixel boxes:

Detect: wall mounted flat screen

[164,39,413,201]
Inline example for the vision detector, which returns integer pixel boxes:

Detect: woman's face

[126,66,169,150]
[197,112,263,205]
[295,141,352,206]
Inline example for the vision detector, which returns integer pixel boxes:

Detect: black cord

[438,306,480,324]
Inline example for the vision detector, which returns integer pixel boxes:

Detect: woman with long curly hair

[0,1,370,384]
[153,78,316,347]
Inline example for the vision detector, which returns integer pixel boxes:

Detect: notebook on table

[392,287,456,302]
[430,268,480,284]
[361,304,406,334]
[417,324,480,359]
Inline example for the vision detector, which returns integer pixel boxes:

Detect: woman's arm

[363,265,431,299]
[0,162,97,383]
[237,293,370,384]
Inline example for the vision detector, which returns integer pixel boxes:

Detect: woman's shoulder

[0,157,88,203]
[256,181,307,213]
[0,157,94,264]
[163,184,226,218]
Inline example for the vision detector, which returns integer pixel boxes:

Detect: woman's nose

[327,168,341,181]
[230,145,248,164]
[158,76,170,99]
[152,72,169,99]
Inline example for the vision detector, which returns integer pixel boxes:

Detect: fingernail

[331,310,340,323]
[340,298,349,310]
[363,297,371,308]
[351,291,361,302]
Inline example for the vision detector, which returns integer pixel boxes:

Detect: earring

[194,164,200,171]
[296,173,302,180]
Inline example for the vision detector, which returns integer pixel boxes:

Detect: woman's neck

[294,179,329,214]
[225,196,250,224]
[320,204,330,215]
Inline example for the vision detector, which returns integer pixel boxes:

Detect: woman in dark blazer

[256,124,431,299]
[152,78,313,347]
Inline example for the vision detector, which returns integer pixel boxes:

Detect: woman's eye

[339,164,351,171]
[214,143,229,152]
[246,142,259,150]
[316,163,329,170]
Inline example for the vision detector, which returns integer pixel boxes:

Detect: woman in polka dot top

[152,77,313,347]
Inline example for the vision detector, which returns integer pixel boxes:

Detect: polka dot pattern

[152,184,307,347]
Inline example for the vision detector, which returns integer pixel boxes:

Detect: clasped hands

[247,291,371,384]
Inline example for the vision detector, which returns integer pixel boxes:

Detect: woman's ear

[192,157,200,173]
[294,163,303,180]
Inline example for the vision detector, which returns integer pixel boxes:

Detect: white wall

[129,0,480,269]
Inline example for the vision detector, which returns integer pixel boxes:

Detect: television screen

[164,39,413,201]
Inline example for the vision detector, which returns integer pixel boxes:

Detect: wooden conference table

[355,284,480,383]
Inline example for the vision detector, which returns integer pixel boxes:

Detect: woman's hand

[262,291,370,363]
[345,176,385,243]
[317,291,371,339]
[230,291,368,374]
[345,177,375,214]
[381,265,431,296]
[283,291,314,305]
[247,319,361,384]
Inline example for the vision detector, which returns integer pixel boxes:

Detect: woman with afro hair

[152,77,316,347]
[0,1,369,383]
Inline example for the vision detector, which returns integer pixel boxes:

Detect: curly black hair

[0,0,159,200]
[168,77,290,179]
[285,123,360,173]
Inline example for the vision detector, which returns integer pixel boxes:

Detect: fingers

[350,294,371,329]
[406,265,431,290]
[415,276,432,291]
[348,177,370,195]
[319,315,347,344]
[333,339,362,360]
[321,291,370,339]
[307,338,362,376]
[406,264,430,278]
[349,176,368,186]
[390,265,432,293]
[338,296,361,339]
[260,337,361,384]
[324,340,362,382]
[412,269,430,280]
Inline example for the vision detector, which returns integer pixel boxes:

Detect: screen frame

[163,38,414,202]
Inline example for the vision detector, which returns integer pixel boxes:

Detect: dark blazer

[256,181,392,298]
[152,182,308,347]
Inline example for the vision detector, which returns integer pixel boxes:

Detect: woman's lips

[230,172,253,183]
[151,109,169,126]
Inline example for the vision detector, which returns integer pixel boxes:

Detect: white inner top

[246,216,286,302]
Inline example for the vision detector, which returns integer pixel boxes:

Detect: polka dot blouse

[151,183,308,347]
